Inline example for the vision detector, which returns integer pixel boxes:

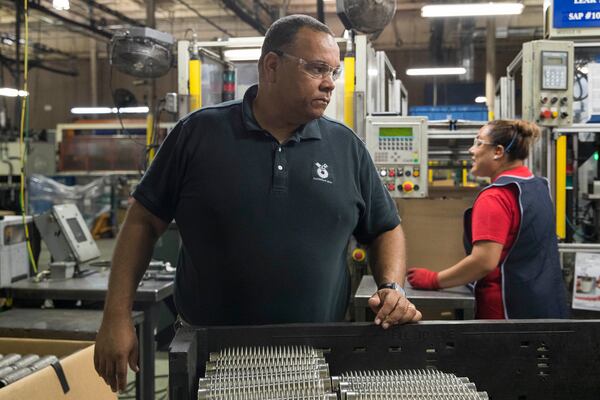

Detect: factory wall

[0,58,178,132]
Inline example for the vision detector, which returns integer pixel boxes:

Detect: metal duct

[458,18,475,82]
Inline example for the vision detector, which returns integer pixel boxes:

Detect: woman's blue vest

[463,174,569,318]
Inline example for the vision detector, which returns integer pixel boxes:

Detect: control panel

[522,40,573,127]
[365,116,428,198]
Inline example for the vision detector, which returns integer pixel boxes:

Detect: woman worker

[407,120,569,319]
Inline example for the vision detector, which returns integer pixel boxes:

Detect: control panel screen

[378,127,414,151]
[67,217,87,243]
[541,51,568,90]
[379,127,413,137]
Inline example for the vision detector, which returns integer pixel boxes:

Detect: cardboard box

[0,338,116,400]
[397,194,477,272]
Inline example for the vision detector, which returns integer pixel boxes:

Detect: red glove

[407,268,440,290]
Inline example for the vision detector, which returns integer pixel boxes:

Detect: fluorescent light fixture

[118,106,150,113]
[422,3,524,18]
[475,96,487,103]
[70,106,149,115]
[406,67,467,76]
[225,37,264,47]
[0,88,28,97]
[52,0,70,11]
[223,48,262,61]
[71,107,112,114]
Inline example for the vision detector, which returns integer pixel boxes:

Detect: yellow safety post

[462,160,468,186]
[556,135,567,239]
[343,55,355,129]
[146,112,155,164]
[189,57,202,111]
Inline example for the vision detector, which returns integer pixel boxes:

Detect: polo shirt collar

[241,84,322,142]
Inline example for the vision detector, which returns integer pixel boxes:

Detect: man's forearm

[367,225,406,286]
[103,205,165,318]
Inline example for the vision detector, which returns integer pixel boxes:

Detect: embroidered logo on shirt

[313,162,333,184]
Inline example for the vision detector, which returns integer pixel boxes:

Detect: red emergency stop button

[351,248,366,262]
[540,110,552,119]
[402,181,414,193]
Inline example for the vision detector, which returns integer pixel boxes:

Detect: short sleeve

[132,121,189,223]
[471,187,516,245]
[353,146,401,244]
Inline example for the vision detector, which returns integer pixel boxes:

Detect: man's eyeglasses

[273,50,342,81]
[472,137,496,147]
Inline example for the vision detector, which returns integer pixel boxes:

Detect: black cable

[108,64,147,176]
[176,0,232,36]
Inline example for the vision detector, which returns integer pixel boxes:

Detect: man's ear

[261,52,280,83]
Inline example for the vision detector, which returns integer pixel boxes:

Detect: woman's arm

[437,240,503,288]
[408,240,503,289]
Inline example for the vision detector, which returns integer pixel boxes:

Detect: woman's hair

[486,119,541,161]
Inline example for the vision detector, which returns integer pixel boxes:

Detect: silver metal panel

[34,204,99,264]
[522,40,574,128]
[354,275,474,322]
[365,115,428,198]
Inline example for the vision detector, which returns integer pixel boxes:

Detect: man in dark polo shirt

[95,14,421,392]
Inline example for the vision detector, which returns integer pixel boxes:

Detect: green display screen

[379,127,413,137]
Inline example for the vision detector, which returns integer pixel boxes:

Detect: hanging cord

[19,0,37,273]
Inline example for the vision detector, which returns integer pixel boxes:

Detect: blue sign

[553,0,600,29]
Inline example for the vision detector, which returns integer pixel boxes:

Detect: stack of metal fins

[338,369,489,400]
[197,345,338,400]
[197,345,489,400]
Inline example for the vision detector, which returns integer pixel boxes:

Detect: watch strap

[377,282,406,296]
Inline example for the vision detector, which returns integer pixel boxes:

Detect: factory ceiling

[0,0,544,63]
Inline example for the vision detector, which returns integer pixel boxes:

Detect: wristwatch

[377,282,406,296]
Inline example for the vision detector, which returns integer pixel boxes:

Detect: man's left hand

[368,289,422,328]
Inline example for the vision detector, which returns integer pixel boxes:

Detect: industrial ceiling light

[71,106,149,115]
[421,2,524,18]
[406,67,467,76]
[0,88,28,97]
[52,0,70,11]
[475,96,487,103]
[223,48,262,62]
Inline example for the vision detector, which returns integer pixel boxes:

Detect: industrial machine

[0,215,32,286]
[366,115,428,198]
[33,204,100,278]
[176,38,234,118]
[522,40,574,127]
[170,321,600,400]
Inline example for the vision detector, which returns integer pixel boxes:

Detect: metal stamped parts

[197,346,488,400]
[339,369,489,399]
[198,346,335,400]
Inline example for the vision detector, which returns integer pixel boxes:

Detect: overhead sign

[553,0,600,29]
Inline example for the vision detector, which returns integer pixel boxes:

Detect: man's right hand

[94,315,139,393]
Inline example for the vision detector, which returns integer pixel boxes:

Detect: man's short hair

[261,14,334,60]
